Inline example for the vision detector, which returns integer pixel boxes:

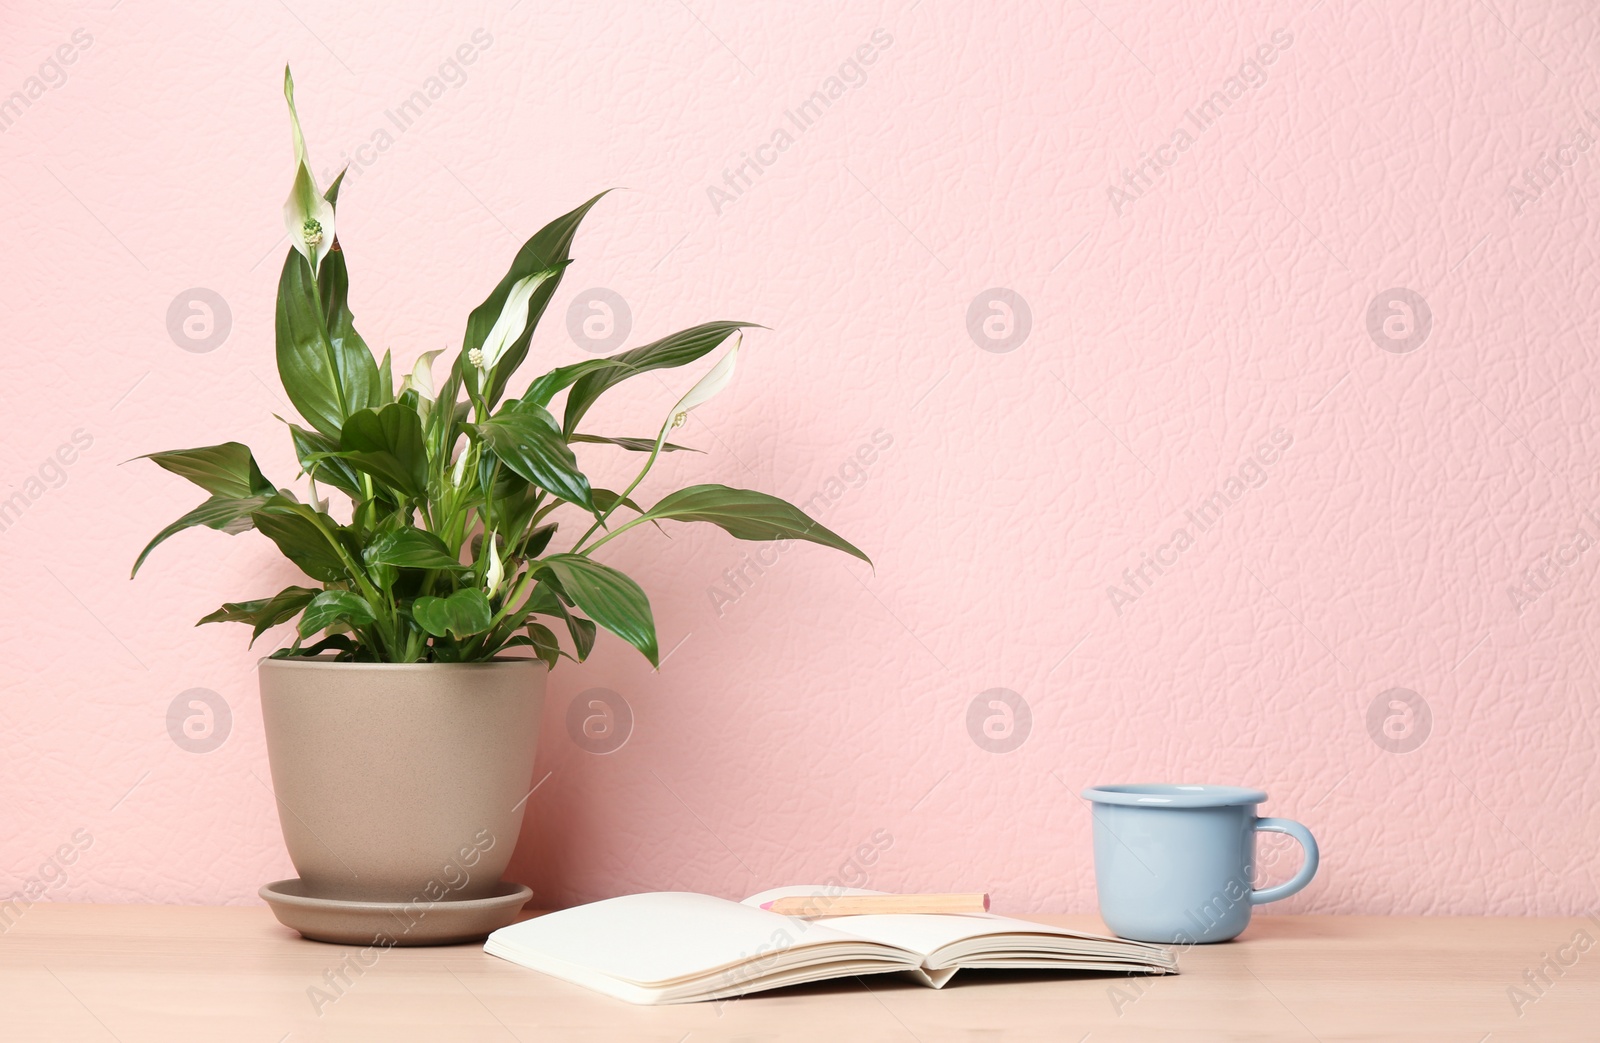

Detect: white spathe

[478,269,559,371]
[282,67,336,275]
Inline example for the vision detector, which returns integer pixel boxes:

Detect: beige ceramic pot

[258,657,546,903]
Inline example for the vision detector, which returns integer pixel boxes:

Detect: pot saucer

[260,878,533,946]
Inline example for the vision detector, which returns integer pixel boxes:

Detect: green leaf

[463,191,609,408]
[250,500,351,583]
[562,320,756,436]
[570,433,699,453]
[196,585,319,644]
[131,493,272,577]
[412,588,493,639]
[376,351,394,405]
[139,442,274,498]
[525,622,563,670]
[486,480,545,551]
[275,248,381,438]
[364,528,464,571]
[522,357,620,410]
[288,423,364,498]
[640,484,870,563]
[196,587,308,625]
[475,406,594,511]
[318,245,371,376]
[536,554,657,666]
[520,521,557,558]
[324,167,347,206]
[591,489,643,514]
[272,633,357,659]
[339,403,428,498]
[298,589,376,637]
[250,585,323,643]
[564,613,597,661]
[523,578,599,661]
[590,488,664,537]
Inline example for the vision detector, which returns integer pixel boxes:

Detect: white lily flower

[399,349,446,401]
[477,268,559,370]
[662,334,741,440]
[672,337,739,422]
[484,532,504,597]
[450,449,470,488]
[282,66,336,275]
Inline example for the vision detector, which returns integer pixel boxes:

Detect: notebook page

[490,892,867,987]
[741,886,1129,957]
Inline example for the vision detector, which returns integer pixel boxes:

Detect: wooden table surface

[2,905,1596,1041]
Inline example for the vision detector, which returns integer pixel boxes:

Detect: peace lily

[483,532,505,598]
[477,268,561,371]
[663,334,741,445]
[569,337,745,553]
[399,348,446,421]
[131,73,867,667]
[400,349,446,401]
[282,66,336,274]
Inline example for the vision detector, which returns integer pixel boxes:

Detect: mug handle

[1249,817,1320,905]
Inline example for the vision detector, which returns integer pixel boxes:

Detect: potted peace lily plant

[132,69,865,938]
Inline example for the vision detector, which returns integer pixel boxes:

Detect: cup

[1081,784,1319,943]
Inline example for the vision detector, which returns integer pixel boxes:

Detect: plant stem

[577,516,651,556]
[487,569,536,632]
[571,422,668,552]
[300,507,401,658]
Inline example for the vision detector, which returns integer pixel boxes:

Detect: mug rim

[1081,783,1268,808]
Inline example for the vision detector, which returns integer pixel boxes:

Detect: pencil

[760,892,990,917]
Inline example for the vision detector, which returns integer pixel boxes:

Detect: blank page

[488,892,864,987]
[742,886,1127,956]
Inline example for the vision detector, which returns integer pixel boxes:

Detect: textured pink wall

[2,0,1598,917]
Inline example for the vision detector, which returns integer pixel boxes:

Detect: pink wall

[3,0,1598,916]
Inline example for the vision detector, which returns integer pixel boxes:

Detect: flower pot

[258,657,546,903]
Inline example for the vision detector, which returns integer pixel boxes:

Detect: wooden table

[2,906,1596,1041]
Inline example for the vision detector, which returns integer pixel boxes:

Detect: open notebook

[484,886,1178,1005]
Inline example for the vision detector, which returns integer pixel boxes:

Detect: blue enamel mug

[1082,784,1319,944]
